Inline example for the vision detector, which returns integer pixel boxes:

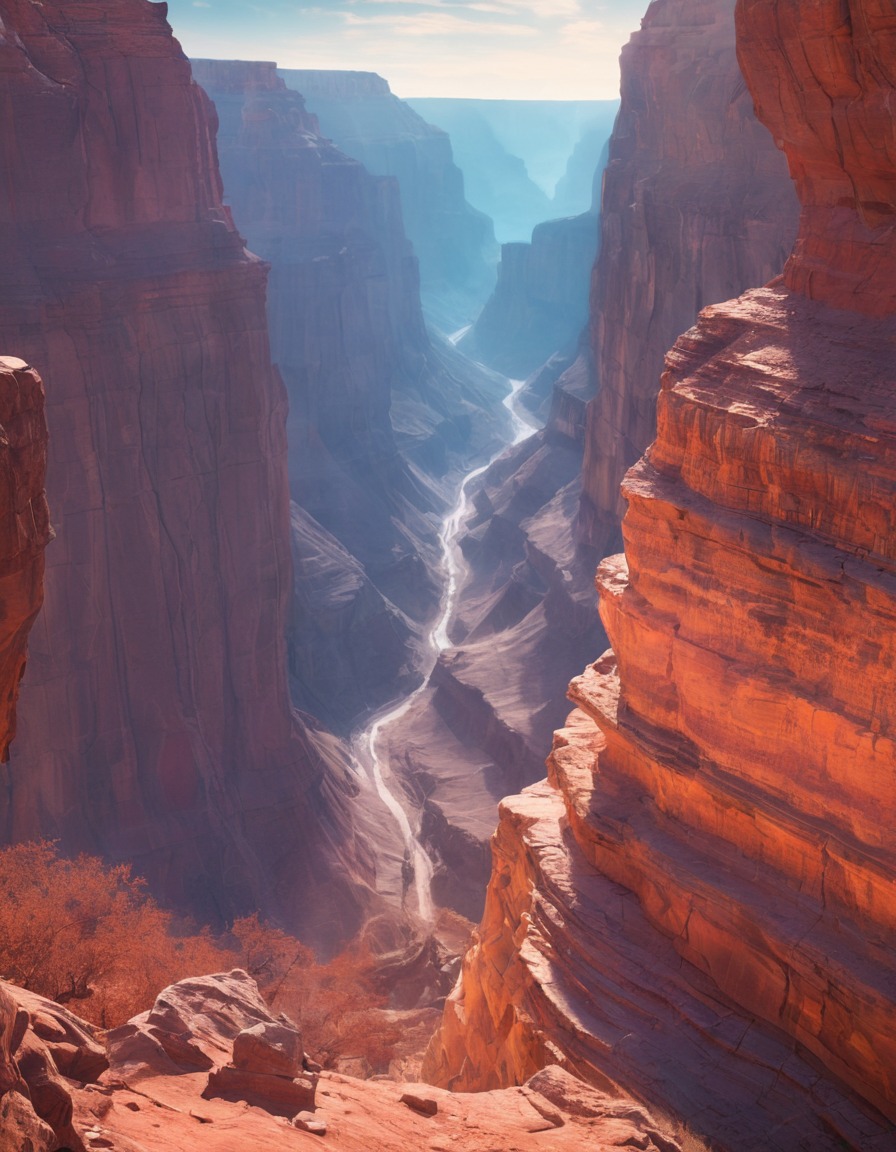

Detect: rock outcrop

[0,0,371,947]
[0,359,50,763]
[192,59,508,731]
[425,1,896,1148]
[578,0,799,566]
[1,983,107,1152]
[2,970,683,1152]
[278,70,497,330]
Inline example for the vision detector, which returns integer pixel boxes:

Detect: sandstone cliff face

[277,70,498,330]
[426,1,896,1147]
[578,0,799,562]
[0,0,370,947]
[0,359,50,763]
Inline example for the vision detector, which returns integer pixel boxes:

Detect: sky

[163,0,651,100]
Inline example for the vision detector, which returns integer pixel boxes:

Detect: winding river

[351,374,539,923]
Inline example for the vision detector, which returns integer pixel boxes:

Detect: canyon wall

[425,0,896,1148]
[278,70,497,330]
[0,0,373,949]
[578,0,798,562]
[387,0,799,923]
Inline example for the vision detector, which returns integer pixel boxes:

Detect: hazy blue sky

[164,0,650,99]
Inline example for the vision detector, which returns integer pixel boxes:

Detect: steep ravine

[424,0,896,1148]
[378,0,800,924]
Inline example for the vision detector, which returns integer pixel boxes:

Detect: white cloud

[343,10,537,35]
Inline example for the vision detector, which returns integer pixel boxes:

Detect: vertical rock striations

[426,1,896,1148]
[277,70,498,330]
[0,0,370,947]
[578,0,798,563]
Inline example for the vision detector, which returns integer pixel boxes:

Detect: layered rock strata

[279,70,497,329]
[426,1,896,1147]
[578,0,799,563]
[0,0,371,947]
[192,59,508,730]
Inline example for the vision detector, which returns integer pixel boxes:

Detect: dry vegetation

[0,841,399,1071]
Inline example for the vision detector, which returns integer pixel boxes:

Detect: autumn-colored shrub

[0,842,401,1069]
[0,840,229,1027]
[229,915,401,1073]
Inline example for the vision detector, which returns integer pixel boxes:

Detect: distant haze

[164,0,651,100]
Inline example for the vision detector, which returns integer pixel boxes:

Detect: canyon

[277,69,498,331]
[0,0,894,1147]
[385,0,800,923]
[425,1,896,1150]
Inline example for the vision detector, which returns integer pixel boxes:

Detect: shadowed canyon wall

[0,0,373,949]
[278,70,498,331]
[425,1,896,1148]
[391,0,798,923]
[191,59,508,732]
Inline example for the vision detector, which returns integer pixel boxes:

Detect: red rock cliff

[425,1,896,1148]
[578,0,798,561]
[0,0,369,948]
[0,359,50,763]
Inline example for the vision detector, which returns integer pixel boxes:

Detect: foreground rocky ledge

[0,971,682,1151]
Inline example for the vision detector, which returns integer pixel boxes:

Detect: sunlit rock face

[0,0,371,949]
[577,0,798,565]
[425,0,896,1147]
[278,69,498,330]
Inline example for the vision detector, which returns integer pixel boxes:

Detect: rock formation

[2,970,684,1151]
[278,70,497,330]
[0,0,373,948]
[425,1,896,1148]
[192,59,508,731]
[0,361,53,1152]
[0,359,50,763]
[578,0,799,565]
[1,983,108,1151]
